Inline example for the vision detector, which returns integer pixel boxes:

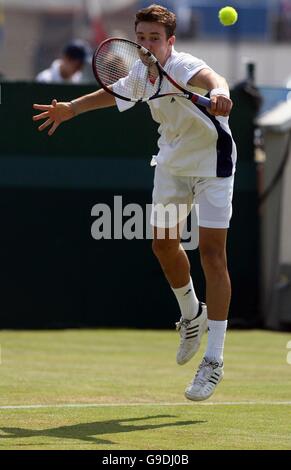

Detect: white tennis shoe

[175,302,208,365]
[185,357,224,402]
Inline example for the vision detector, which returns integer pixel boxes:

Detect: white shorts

[151,164,234,229]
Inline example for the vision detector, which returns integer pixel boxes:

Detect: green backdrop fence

[0,82,259,328]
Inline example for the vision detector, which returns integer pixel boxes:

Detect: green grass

[0,329,290,449]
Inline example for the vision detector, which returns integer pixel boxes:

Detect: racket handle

[194,94,211,108]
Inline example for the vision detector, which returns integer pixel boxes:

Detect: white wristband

[210,88,230,98]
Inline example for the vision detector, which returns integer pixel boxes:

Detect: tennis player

[33,4,236,402]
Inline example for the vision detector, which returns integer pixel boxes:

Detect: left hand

[209,95,233,117]
[32,99,75,136]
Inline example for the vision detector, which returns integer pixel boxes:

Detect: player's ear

[168,35,176,47]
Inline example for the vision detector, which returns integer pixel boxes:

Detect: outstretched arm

[188,69,232,117]
[33,88,116,136]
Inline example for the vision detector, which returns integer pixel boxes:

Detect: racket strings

[94,40,160,101]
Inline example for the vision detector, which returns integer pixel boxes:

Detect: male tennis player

[33,4,236,402]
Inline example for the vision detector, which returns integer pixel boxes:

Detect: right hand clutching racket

[33,99,75,136]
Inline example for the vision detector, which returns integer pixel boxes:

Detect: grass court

[0,329,290,450]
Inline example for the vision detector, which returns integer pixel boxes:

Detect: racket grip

[195,95,211,108]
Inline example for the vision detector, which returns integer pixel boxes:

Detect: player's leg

[152,224,190,289]
[199,226,230,324]
[151,166,207,364]
[185,176,233,401]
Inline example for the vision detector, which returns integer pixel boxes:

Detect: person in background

[36,39,89,84]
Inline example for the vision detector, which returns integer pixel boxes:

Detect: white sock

[172,278,199,320]
[205,319,227,363]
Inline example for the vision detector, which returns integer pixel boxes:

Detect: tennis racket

[92,37,211,108]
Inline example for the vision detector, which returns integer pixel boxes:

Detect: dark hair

[135,4,176,39]
[63,40,88,63]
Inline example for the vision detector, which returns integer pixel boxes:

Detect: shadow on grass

[0,414,206,445]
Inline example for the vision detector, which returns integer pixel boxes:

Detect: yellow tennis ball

[218,6,238,26]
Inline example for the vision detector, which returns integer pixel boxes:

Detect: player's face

[135,22,175,66]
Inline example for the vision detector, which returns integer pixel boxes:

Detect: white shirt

[36,59,83,84]
[114,48,236,178]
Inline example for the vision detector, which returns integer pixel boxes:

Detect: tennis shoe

[176,302,208,365]
[185,357,224,401]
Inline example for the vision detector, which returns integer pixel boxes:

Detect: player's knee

[152,238,179,260]
[200,247,227,273]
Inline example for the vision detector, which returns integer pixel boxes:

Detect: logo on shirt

[185,63,197,71]
[171,97,176,103]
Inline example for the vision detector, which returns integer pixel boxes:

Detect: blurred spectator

[36,39,89,83]
[281,0,291,14]
[276,0,291,41]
